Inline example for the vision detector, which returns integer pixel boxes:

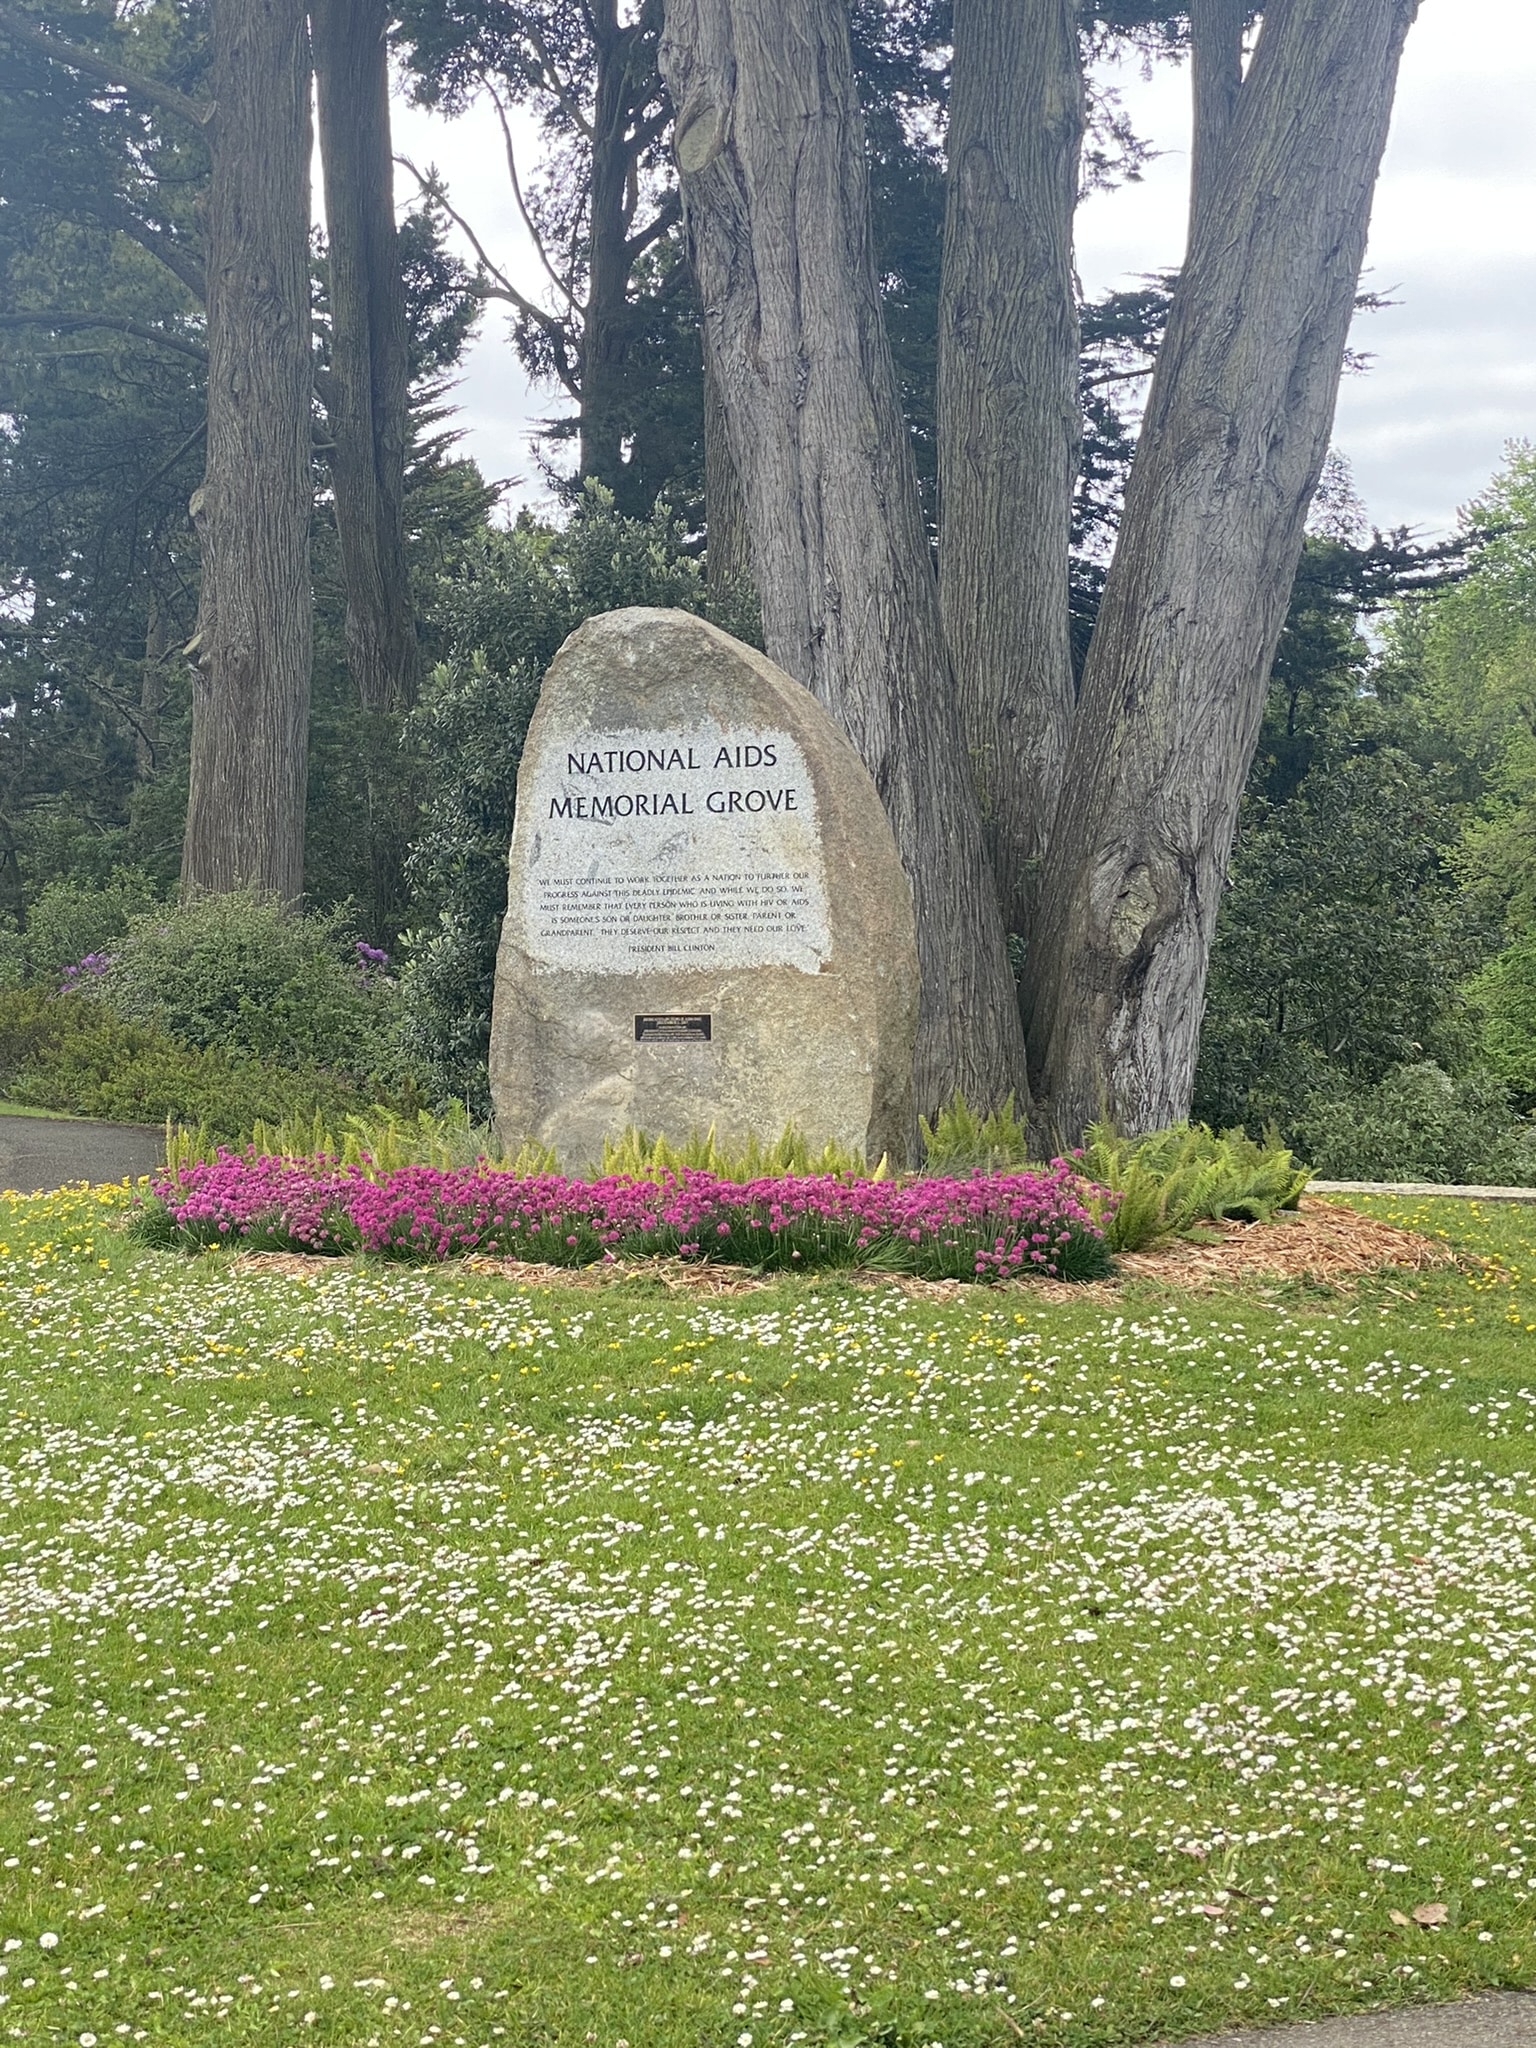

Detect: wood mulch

[1112,1194,1455,1288]
[226,1196,1454,1300]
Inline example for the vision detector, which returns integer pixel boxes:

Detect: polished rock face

[490,607,918,1168]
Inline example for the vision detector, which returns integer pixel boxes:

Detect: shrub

[0,869,162,989]
[1195,749,1486,1136]
[1077,1121,1312,1253]
[0,989,380,1143]
[1296,1062,1536,1186]
[102,890,403,1082]
[1465,934,1536,1106]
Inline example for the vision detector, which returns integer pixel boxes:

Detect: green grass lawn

[0,1187,1533,2048]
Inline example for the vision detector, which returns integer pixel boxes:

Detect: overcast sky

[393,0,1536,540]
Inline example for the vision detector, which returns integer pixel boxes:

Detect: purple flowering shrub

[59,950,114,989]
[138,1154,1113,1283]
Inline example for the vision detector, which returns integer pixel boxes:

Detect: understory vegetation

[1192,450,1536,1182]
[1,1184,1533,2046]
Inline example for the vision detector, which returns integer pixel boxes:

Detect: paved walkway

[1312,1180,1536,1202]
[1162,1992,1536,2048]
[0,1112,164,1193]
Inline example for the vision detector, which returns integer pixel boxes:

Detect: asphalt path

[1160,1995,1536,2048]
[0,1112,164,1193]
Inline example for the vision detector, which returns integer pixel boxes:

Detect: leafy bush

[1196,750,1485,1135]
[393,654,541,1113]
[0,988,378,1142]
[102,890,404,1082]
[919,1093,1032,1175]
[1296,1062,1536,1186]
[1465,935,1536,1106]
[0,869,162,989]
[1077,1121,1312,1253]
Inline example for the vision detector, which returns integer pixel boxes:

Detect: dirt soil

[225,1196,1453,1299]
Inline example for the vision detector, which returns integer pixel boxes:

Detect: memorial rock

[490,607,918,1168]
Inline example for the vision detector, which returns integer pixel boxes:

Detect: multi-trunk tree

[662,0,1422,1139]
[660,0,1030,1114]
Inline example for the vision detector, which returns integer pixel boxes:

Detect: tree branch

[91,196,207,301]
[395,153,580,398]
[0,311,207,363]
[1188,0,1246,250]
[483,81,584,313]
[625,189,681,262]
[524,24,594,140]
[0,1,214,129]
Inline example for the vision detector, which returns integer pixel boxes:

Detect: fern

[162,1102,537,1177]
[595,1122,879,1182]
[919,1092,1033,1175]
[1081,1120,1311,1252]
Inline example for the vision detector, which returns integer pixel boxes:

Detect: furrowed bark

[1189,0,1246,249]
[1028,0,1420,1144]
[936,0,1083,950]
[313,0,418,716]
[702,350,750,590]
[580,1,632,486]
[136,599,168,781]
[180,0,312,904]
[659,0,1029,1117]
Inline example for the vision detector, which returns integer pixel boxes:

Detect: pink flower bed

[142,1154,1113,1283]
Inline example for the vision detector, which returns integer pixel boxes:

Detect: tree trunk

[936,0,1082,951]
[1027,0,1420,1144]
[181,0,312,903]
[702,349,750,589]
[1188,0,1246,251]
[580,1,634,488]
[313,0,419,715]
[136,598,168,781]
[659,0,1029,1117]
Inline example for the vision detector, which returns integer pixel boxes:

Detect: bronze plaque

[635,1012,712,1044]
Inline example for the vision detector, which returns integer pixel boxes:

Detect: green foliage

[1466,934,1536,1105]
[595,1123,882,1183]
[0,869,162,988]
[1078,1122,1312,1253]
[162,1101,553,1178]
[918,1092,1032,1175]
[393,654,540,1114]
[1296,1063,1536,1187]
[1197,739,1486,1135]
[0,988,376,1144]
[103,890,403,1081]
[1420,443,1536,931]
